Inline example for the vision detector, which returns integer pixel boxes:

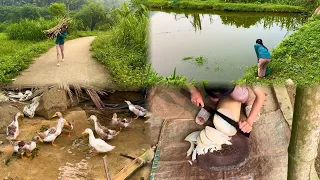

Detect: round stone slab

[197,133,249,171]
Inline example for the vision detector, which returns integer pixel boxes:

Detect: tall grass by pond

[224,0,318,9]
[239,15,320,86]
[138,0,307,13]
[92,3,187,89]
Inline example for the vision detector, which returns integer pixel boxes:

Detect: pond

[150,10,307,84]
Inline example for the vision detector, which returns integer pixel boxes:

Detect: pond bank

[139,0,307,13]
[239,15,320,86]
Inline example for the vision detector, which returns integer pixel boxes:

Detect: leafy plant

[182,56,207,66]
[49,3,67,17]
[7,18,59,41]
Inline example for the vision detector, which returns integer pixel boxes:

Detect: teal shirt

[55,32,67,45]
[254,44,271,61]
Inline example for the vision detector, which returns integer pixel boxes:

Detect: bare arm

[239,86,265,133]
[247,86,265,125]
[188,85,204,107]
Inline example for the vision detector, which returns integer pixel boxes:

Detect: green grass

[0,31,102,85]
[0,33,54,84]
[138,0,307,13]
[238,15,320,86]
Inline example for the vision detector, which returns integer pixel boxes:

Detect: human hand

[239,121,253,133]
[191,92,204,107]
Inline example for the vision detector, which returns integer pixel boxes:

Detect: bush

[74,1,108,31]
[95,22,112,31]
[68,18,89,32]
[49,3,67,17]
[0,22,10,32]
[7,18,59,41]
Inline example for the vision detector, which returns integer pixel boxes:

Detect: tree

[20,5,41,20]
[288,86,320,180]
[74,1,106,31]
[49,3,67,17]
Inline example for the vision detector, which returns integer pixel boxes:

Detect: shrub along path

[11,36,116,89]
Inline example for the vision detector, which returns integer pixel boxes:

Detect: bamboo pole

[112,146,156,180]
[288,86,320,180]
[103,155,112,180]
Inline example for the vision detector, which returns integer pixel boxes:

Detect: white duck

[81,128,115,155]
[38,112,68,146]
[6,112,24,141]
[88,115,120,141]
[124,100,151,119]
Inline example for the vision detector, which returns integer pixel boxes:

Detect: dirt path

[12,36,115,89]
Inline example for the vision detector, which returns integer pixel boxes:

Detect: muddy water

[150,10,306,83]
[0,91,152,180]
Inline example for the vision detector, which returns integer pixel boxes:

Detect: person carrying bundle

[55,26,68,67]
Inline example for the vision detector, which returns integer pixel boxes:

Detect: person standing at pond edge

[254,39,271,79]
[56,26,68,67]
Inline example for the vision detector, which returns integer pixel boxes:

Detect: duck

[111,113,132,128]
[6,112,24,141]
[62,120,74,137]
[81,128,115,155]
[12,135,43,160]
[88,115,121,141]
[38,112,68,146]
[124,100,151,119]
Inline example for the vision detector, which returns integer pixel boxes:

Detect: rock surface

[0,104,21,134]
[35,87,69,119]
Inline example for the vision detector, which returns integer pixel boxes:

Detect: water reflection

[171,10,306,32]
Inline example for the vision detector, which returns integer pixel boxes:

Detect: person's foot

[195,108,211,125]
[57,63,60,67]
[245,105,260,122]
[62,59,64,62]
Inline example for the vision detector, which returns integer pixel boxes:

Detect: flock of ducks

[4,100,151,159]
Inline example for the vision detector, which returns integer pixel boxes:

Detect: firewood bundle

[43,18,70,39]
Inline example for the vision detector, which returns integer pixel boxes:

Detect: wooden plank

[273,86,293,129]
[112,147,156,180]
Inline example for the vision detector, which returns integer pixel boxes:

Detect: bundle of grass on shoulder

[43,18,70,40]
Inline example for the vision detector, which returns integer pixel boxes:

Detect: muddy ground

[0,91,153,180]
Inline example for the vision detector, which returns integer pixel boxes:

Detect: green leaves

[7,18,59,41]
[0,34,54,84]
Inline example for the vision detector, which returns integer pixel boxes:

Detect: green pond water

[150,10,306,84]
